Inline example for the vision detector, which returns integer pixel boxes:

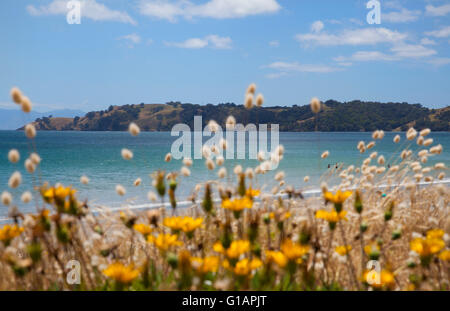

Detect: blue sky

[0,0,449,112]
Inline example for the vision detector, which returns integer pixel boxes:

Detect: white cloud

[265,72,287,79]
[390,43,436,58]
[139,0,281,22]
[165,35,232,49]
[425,26,450,38]
[27,0,136,25]
[420,38,436,45]
[383,8,421,23]
[118,33,141,47]
[311,20,324,33]
[264,61,340,73]
[427,57,450,66]
[425,4,450,16]
[269,40,279,47]
[335,43,436,63]
[295,27,407,46]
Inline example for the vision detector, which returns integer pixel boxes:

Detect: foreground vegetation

[1,86,449,291]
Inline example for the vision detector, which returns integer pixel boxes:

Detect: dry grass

[0,87,448,291]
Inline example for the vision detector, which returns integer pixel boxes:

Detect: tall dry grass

[0,86,448,291]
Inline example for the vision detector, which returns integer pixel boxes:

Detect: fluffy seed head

[25,158,35,173]
[25,124,36,139]
[430,144,443,155]
[165,153,172,162]
[216,156,224,166]
[246,83,256,95]
[321,151,329,159]
[245,168,254,179]
[275,171,285,181]
[366,141,375,149]
[377,155,385,165]
[183,157,192,167]
[80,175,90,185]
[406,128,417,140]
[128,122,140,136]
[181,167,190,177]
[218,167,227,179]
[11,87,23,104]
[134,178,142,186]
[256,94,264,107]
[310,97,321,114]
[1,191,12,206]
[9,171,22,188]
[233,165,243,175]
[257,151,265,162]
[21,96,32,113]
[423,138,433,147]
[416,136,424,146]
[438,172,445,180]
[420,128,431,137]
[304,176,310,182]
[202,145,211,159]
[121,148,133,160]
[393,135,400,143]
[30,152,41,165]
[207,120,219,133]
[8,149,20,163]
[115,184,126,196]
[21,191,32,203]
[434,163,446,170]
[244,93,253,109]
[147,191,157,201]
[220,138,227,150]
[206,158,215,170]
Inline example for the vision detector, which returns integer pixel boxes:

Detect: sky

[0,0,449,112]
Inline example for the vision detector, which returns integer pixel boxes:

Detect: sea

[1,131,449,218]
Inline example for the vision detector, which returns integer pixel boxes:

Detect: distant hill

[1,108,85,130]
[19,100,449,132]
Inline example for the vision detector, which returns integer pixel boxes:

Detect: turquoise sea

[1,131,449,218]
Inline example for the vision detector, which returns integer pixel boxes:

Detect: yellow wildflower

[363,269,395,289]
[280,239,309,261]
[335,245,352,256]
[246,187,260,199]
[103,262,140,284]
[133,223,152,236]
[147,233,183,251]
[438,250,450,261]
[221,197,253,212]
[410,237,445,257]
[324,190,352,204]
[163,216,203,234]
[233,258,263,276]
[214,240,250,259]
[265,250,288,268]
[0,224,24,245]
[426,229,444,240]
[191,256,220,274]
[315,210,347,228]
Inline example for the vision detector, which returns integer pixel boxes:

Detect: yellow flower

[191,256,220,274]
[426,229,444,240]
[0,224,24,245]
[133,223,152,236]
[221,197,253,212]
[246,187,260,199]
[364,242,380,256]
[410,237,445,257]
[147,233,183,251]
[280,239,309,261]
[315,209,347,223]
[363,269,395,289]
[233,258,262,276]
[265,250,288,268]
[335,245,352,256]
[103,262,140,284]
[163,216,203,234]
[214,240,250,259]
[438,250,450,261]
[324,190,352,204]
